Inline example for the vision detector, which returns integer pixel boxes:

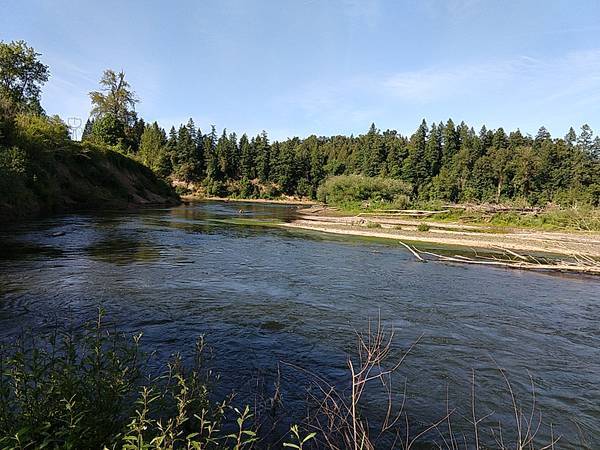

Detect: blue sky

[2,0,600,139]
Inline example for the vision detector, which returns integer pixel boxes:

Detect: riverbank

[182,194,316,206]
[283,205,600,259]
[0,144,179,224]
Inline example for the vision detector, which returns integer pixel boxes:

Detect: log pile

[399,241,600,275]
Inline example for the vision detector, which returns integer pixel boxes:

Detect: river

[0,201,599,447]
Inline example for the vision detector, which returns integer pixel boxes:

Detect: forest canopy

[1,39,598,211]
[126,117,600,207]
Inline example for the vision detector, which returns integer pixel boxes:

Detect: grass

[427,209,600,232]
[365,221,382,229]
[329,202,600,233]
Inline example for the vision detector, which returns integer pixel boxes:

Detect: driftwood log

[399,241,600,275]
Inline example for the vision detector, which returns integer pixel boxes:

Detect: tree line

[1,38,598,208]
[85,106,599,206]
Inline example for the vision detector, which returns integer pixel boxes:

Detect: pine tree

[425,122,442,176]
[256,131,271,182]
[402,120,429,194]
[172,120,200,181]
[535,126,551,143]
[577,124,594,153]
[239,133,255,179]
[361,123,385,176]
[565,127,577,147]
[204,125,220,181]
[215,129,230,179]
[81,118,95,141]
[227,132,240,179]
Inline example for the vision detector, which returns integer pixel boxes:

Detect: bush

[14,113,69,149]
[259,183,281,199]
[237,177,259,198]
[365,221,381,228]
[295,178,314,198]
[317,175,412,209]
[0,312,262,450]
[417,223,430,232]
[205,178,227,197]
[0,146,34,209]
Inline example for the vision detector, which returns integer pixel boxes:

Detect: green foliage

[365,221,382,228]
[0,40,49,112]
[0,113,177,222]
[150,119,599,208]
[0,311,143,449]
[0,315,570,449]
[417,223,431,232]
[89,69,138,126]
[0,313,259,450]
[0,146,33,207]
[317,175,412,209]
[14,112,69,149]
[205,178,228,197]
[171,119,203,181]
[421,205,600,232]
[138,122,168,174]
[284,425,316,449]
[90,113,127,148]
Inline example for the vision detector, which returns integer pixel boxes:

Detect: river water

[0,201,599,447]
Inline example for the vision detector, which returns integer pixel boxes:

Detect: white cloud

[275,48,600,136]
[382,49,600,104]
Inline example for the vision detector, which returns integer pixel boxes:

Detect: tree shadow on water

[85,235,160,265]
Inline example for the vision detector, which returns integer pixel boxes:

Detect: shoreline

[282,220,600,257]
[182,195,317,206]
[182,198,600,259]
[283,211,600,259]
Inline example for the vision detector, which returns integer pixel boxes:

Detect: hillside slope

[0,142,179,223]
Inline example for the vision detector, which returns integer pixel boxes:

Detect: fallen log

[400,246,600,275]
[398,241,425,262]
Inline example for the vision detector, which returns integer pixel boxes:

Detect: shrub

[259,183,281,199]
[417,223,430,232]
[0,312,262,450]
[238,177,259,198]
[295,178,314,198]
[317,175,412,208]
[205,178,227,197]
[14,113,69,149]
[174,184,191,196]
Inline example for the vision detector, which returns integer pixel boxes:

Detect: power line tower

[67,117,82,141]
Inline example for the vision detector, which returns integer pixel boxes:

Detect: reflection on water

[0,200,599,447]
[86,236,160,265]
[0,239,63,260]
